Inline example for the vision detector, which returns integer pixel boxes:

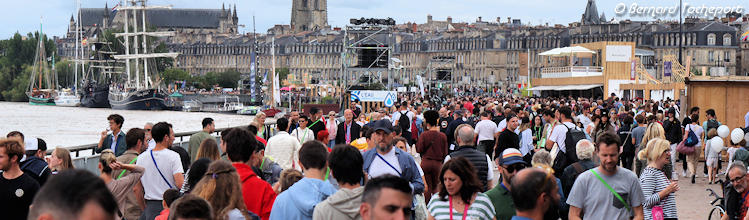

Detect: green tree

[0,31,56,101]
[54,60,77,88]
[217,70,241,88]
[153,42,173,73]
[275,67,289,81]
[161,68,191,85]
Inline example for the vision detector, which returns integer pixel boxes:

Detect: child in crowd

[155,189,181,220]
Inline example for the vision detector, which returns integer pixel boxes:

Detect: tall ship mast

[80,33,121,108]
[109,0,178,110]
[26,20,56,106]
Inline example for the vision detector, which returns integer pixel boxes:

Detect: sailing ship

[109,0,177,110]
[26,21,56,106]
[80,38,121,108]
[52,51,81,107]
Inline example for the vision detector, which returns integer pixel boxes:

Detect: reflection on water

[0,102,255,148]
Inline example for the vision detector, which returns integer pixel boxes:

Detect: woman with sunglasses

[638,138,679,220]
[427,157,495,220]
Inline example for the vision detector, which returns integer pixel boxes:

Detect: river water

[0,102,256,148]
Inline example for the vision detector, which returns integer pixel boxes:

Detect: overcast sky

[1,0,746,39]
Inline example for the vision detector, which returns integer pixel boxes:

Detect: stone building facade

[290,0,328,32]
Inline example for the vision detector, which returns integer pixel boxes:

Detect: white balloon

[732,128,745,145]
[718,125,730,138]
[710,137,724,153]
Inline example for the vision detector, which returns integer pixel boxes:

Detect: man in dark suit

[336,109,361,145]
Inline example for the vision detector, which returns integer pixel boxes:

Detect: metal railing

[52,121,278,174]
[540,66,604,74]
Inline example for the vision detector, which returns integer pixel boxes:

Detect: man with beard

[511,168,562,220]
[486,148,528,220]
[438,107,452,136]
[567,133,644,220]
[362,119,424,196]
[495,115,520,159]
[724,163,749,220]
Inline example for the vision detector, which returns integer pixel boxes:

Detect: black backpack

[706,119,720,131]
[397,111,411,131]
[563,123,587,163]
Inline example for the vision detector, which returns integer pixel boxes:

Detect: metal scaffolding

[341,20,395,91]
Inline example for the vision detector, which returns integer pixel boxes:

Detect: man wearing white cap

[20,137,52,186]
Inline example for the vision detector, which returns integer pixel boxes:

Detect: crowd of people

[2,92,749,220]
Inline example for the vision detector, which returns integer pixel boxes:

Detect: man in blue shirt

[270,141,337,220]
[97,114,127,156]
[511,168,561,220]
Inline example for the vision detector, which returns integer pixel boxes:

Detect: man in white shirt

[474,112,498,157]
[137,122,184,220]
[144,123,156,150]
[362,119,424,195]
[546,107,576,154]
[291,115,316,144]
[392,101,416,144]
[266,118,302,171]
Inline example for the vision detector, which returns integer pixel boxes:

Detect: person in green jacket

[189,118,215,162]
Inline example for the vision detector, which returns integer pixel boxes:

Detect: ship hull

[80,84,111,108]
[28,96,55,106]
[109,88,167,110]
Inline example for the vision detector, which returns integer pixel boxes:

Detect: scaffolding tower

[341,18,396,91]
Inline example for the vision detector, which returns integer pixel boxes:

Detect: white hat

[24,138,38,151]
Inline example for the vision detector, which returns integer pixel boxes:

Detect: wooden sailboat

[26,21,56,106]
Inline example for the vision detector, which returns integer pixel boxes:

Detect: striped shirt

[427,192,495,220]
[639,167,677,220]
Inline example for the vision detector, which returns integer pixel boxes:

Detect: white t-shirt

[368,148,402,178]
[549,122,577,153]
[474,119,498,142]
[137,149,184,200]
[444,154,495,181]
[495,118,507,133]
[392,110,416,133]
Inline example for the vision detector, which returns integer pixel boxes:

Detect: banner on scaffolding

[664,61,672,77]
[630,60,636,80]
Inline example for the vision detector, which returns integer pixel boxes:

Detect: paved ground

[673,161,725,220]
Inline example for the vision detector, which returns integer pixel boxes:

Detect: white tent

[539,46,596,57]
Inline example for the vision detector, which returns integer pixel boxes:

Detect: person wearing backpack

[545,107,580,177]
[392,101,415,145]
[618,116,636,170]
[702,109,722,177]
[684,114,704,184]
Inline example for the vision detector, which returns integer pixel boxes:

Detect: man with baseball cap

[362,119,424,200]
[20,137,52,186]
[486,148,528,220]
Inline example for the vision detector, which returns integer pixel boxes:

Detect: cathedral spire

[581,0,601,25]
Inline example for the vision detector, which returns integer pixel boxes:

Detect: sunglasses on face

[299,120,307,123]
[731,175,745,184]
[503,164,526,173]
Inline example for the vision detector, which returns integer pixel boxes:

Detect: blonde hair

[707,128,718,139]
[640,123,665,149]
[638,138,671,162]
[532,149,552,167]
[52,147,74,171]
[99,149,117,174]
[196,138,220,161]
[193,160,249,219]
[278,169,303,193]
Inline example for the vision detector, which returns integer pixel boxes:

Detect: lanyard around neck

[449,195,469,220]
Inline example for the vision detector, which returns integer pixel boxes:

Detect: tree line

[0,32,56,101]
